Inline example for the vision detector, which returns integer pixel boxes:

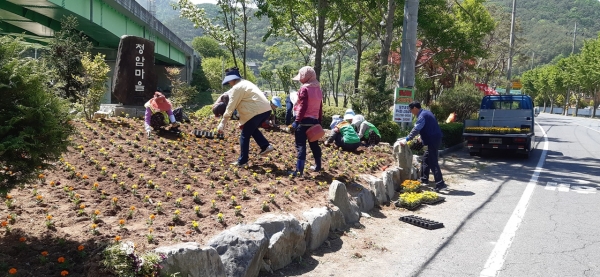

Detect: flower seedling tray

[394,201,422,211]
[193,129,225,139]
[423,196,446,205]
[399,215,444,230]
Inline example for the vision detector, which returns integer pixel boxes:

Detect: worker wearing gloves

[217,68,275,166]
[399,101,447,192]
[144,91,179,136]
[324,113,361,152]
[351,114,381,146]
[290,66,323,176]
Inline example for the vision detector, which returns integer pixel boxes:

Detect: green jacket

[337,121,360,144]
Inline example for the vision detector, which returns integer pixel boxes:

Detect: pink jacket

[294,86,323,123]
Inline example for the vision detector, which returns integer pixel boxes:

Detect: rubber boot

[287,160,306,177]
[310,158,322,172]
[295,159,305,176]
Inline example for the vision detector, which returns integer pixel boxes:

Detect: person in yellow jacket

[217,68,275,166]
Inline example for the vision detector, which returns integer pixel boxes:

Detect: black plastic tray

[399,215,444,230]
[193,129,224,139]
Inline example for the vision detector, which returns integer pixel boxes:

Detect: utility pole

[567,22,584,54]
[397,0,419,129]
[505,0,516,95]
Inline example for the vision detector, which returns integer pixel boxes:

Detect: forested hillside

[487,0,600,75]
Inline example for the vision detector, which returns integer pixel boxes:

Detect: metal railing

[109,0,193,56]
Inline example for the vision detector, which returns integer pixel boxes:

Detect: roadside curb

[439,141,465,157]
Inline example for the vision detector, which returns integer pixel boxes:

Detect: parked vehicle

[463,95,536,158]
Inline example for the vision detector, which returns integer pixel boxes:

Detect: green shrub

[194,105,214,120]
[0,35,75,190]
[440,122,464,148]
[438,83,482,123]
[375,120,401,144]
[102,242,171,277]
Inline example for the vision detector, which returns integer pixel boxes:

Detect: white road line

[480,122,549,277]
[545,182,557,191]
[557,183,570,192]
[574,123,600,133]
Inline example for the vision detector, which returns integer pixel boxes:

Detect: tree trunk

[379,0,397,68]
[353,22,363,102]
[313,0,328,81]
[241,0,248,78]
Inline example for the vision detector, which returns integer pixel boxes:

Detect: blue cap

[271,96,282,108]
[222,69,242,85]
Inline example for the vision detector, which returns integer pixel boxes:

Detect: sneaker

[230,161,247,167]
[259,145,275,156]
[309,166,322,172]
[434,184,448,192]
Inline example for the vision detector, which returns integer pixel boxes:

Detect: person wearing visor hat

[217,67,275,167]
[262,96,282,129]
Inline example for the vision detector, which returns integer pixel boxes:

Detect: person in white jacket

[217,68,275,166]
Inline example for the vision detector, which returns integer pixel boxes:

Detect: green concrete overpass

[0,0,196,94]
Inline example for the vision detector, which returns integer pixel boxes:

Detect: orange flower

[61,270,69,276]
[6,194,12,199]
[75,172,81,178]
[149,214,155,220]
[36,195,43,200]
[77,245,84,251]
[38,173,45,179]
[68,186,73,191]
[57,257,65,263]
[46,215,53,220]
[114,236,121,242]
[129,206,136,211]
[79,204,85,209]
[119,219,125,225]
[41,251,48,256]
[112,197,118,202]
[91,224,97,229]
[49,181,56,186]
[94,210,100,215]
[8,268,17,274]
[19,237,26,242]
[83,175,89,179]
[93,183,98,188]
[1,221,7,227]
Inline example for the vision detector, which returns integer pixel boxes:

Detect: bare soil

[0,115,394,277]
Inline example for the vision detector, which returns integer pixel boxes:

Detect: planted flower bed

[0,115,394,276]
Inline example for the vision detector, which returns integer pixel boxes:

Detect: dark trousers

[239,111,271,164]
[421,136,445,186]
[285,97,295,125]
[295,118,322,161]
[331,132,360,152]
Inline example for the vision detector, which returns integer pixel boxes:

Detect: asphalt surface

[278,113,600,277]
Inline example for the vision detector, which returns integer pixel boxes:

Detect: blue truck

[463,95,536,158]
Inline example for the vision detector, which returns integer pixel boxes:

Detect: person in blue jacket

[399,101,447,192]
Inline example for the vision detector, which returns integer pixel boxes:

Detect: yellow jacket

[222,80,272,125]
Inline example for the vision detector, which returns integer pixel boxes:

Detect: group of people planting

[143,65,445,191]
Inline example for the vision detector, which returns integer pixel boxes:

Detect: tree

[44,15,93,101]
[166,67,198,108]
[73,53,110,120]
[0,36,75,190]
[256,0,357,80]
[191,36,229,58]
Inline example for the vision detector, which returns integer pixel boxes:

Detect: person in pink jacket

[290,66,323,176]
[143,92,179,136]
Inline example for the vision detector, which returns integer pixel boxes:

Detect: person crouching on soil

[217,68,275,167]
[324,112,361,152]
[290,66,323,176]
[262,96,282,129]
[144,92,180,137]
[351,114,382,146]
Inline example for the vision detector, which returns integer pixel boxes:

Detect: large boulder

[328,206,346,231]
[358,174,387,205]
[155,242,226,277]
[112,35,157,106]
[381,168,398,202]
[302,207,331,251]
[254,214,306,271]
[346,182,375,213]
[208,224,268,277]
[328,180,360,223]
[393,140,413,182]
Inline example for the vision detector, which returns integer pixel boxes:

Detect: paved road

[263,113,600,277]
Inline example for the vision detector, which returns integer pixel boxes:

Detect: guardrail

[110,0,194,56]
[537,107,600,117]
